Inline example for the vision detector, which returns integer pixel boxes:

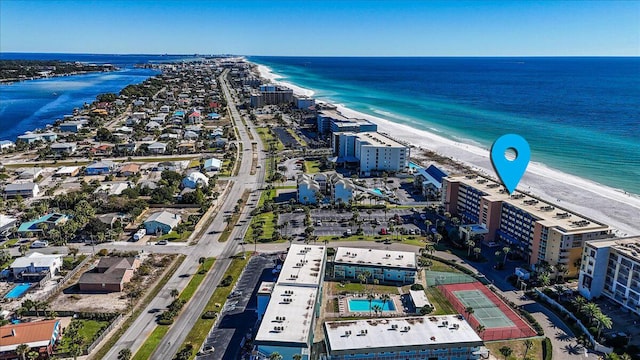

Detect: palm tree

[381,294,391,311]
[68,246,79,259]
[582,302,600,325]
[502,246,511,264]
[357,273,367,286]
[15,344,29,360]
[434,233,443,246]
[538,273,551,287]
[572,296,587,313]
[367,293,375,317]
[292,354,302,360]
[170,289,179,299]
[372,304,382,317]
[269,352,283,360]
[425,243,435,258]
[465,306,474,318]
[499,346,513,360]
[594,311,612,339]
[117,348,132,360]
[362,270,372,291]
[476,324,485,340]
[523,339,533,359]
[27,351,39,360]
[473,247,481,260]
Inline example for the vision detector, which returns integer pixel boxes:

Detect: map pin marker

[490,134,530,195]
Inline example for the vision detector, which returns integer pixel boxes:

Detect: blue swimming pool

[4,283,32,299]
[348,298,395,312]
[372,188,384,196]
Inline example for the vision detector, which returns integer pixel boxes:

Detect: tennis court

[426,270,476,286]
[454,290,515,328]
[438,282,537,341]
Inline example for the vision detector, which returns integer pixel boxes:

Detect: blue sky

[1,0,638,56]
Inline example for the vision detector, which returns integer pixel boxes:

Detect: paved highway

[102,69,266,359]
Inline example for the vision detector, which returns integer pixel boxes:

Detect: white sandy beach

[255,64,640,236]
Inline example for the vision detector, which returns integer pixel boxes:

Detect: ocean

[249,56,640,195]
[0,53,196,142]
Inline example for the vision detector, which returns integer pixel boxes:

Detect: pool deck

[338,294,407,317]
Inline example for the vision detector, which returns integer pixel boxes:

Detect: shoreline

[254,62,640,236]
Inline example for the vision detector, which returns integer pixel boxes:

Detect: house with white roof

[148,142,167,154]
[4,183,39,198]
[203,158,222,171]
[182,172,208,189]
[0,140,15,152]
[11,252,63,278]
[145,121,162,131]
[144,211,181,235]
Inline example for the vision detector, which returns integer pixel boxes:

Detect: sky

[1,0,638,56]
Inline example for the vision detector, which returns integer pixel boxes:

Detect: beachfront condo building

[250,84,294,107]
[331,247,418,285]
[578,236,640,315]
[442,174,611,276]
[323,315,484,360]
[331,131,409,176]
[297,172,355,205]
[253,244,327,360]
[317,109,378,135]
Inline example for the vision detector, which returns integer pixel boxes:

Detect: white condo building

[324,315,484,360]
[332,247,418,285]
[578,236,640,315]
[331,132,409,175]
[254,244,327,360]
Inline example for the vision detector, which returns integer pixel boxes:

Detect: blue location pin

[490,134,530,195]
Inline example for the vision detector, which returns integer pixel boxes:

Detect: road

[102,69,266,359]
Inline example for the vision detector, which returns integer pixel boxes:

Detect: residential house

[207,112,221,120]
[85,160,116,175]
[183,130,199,140]
[159,105,171,113]
[144,211,181,235]
[4,183,39,198]
[212,137,228,149]
[0,214,18,236]
[119,163,141,177]
[59,121,84,133]
[17,132,57,144]
[115,142,137,154]
[94,182,130,196]
[413,164,448,199]
[78,257,141,292]
[0,320,61,359]
[0,140,15,152]
[145,121,162,131]
[148,142,167,154]
[54,166,81,177]
[11,252,63,279]
[296,172,355,205]
[182,171,208,189]
[17,213,69,235]
[90,144,113,156]
[187,110,202,124]
[131,111,147,120]
[19,168,43,180]
[50,142,77,155]
[203,158,222,171]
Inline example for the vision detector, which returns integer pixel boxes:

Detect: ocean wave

[370,109,412,122]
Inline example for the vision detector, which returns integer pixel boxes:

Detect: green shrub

[157,319,174,325]
[220,275,233,287]
[543,337,553,360]
[202,311,217,319]
[410,284,424,290]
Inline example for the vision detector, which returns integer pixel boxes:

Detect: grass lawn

[158,231,192,242]
[132,325,169,360]
[328,281,400,295]
[179,258,215,301]
[304,160,321,173]
[257,127,284,151]
[485,338,543,360]
[219,159,232,177]
[187,159,201,168]
[219,190,251,243]
[91,255,185,359]
[245,212,277,243]
[177,253,251,360]
[428,258,464,273]
[425,286,458,315]
[1,238,19,248]
[59,319,110,353]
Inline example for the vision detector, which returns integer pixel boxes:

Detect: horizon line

[1,51,639,58]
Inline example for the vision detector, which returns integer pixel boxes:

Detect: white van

[133,229,147,241]
[31,240,49,248]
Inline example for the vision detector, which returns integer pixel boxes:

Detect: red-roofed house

[90,144,113,156]
[0,319,61,359]
[187,110,202,124]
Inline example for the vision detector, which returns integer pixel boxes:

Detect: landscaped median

[174,253,251,360]
[131,257,215,360]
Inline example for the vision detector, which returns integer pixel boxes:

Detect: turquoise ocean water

[250,57,640,195]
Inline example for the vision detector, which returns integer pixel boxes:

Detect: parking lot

[196,254,277,360]
[279,208,428,239]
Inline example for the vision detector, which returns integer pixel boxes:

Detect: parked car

[31,240,48,248]
[344,229,352,236]
[198,345,215,355]
[157,240,168,245]
[379,228,388,235]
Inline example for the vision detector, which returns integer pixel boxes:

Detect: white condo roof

[334,247,417,270]
[324,315,482,352]
[254,284,318,345]
[278,244,326,287]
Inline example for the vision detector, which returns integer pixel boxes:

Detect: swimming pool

[348,298,395,312]
[4,283,32,299]
[371,188,384,196]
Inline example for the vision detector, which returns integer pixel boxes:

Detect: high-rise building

[443,174,611,275]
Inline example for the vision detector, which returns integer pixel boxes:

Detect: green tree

[372,304,382,317]
[367,293,375,317]
[499,346,513,360]
[594,311,612,339]
[15,344,30,360]
[523,339,533,359]
[502,246,511,263]
[269,352,283,360]
[117,348,132,360]
[170,289,179,299]
[292,354,302,360]
[476,324,485,340]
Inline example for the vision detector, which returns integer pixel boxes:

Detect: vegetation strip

[89,254,185,359]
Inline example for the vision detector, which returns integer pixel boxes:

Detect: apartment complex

[332,247,418,285]
[323,315,484,360]
[331,131,409,175]
[250,84,294,107]
[297,172,355,205]
[317,109,378,135]
[253,244,327,360]
[578,237,640,315]
[443,174,611,275]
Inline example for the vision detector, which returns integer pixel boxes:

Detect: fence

[37,255,93,301]
[535,290,613,354]
[438,282,537,341]
[85,313,124,354]
[426,270,476,286]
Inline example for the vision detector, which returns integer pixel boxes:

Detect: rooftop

[257,281,275,295]
[334,247,417,270]
[324,315,482,353]
[0,319,59,352]
[254,284,318,346]
[278,244,326,287]
[356,131,407,148]
[447,174,610,234]
[587,236,640,260]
